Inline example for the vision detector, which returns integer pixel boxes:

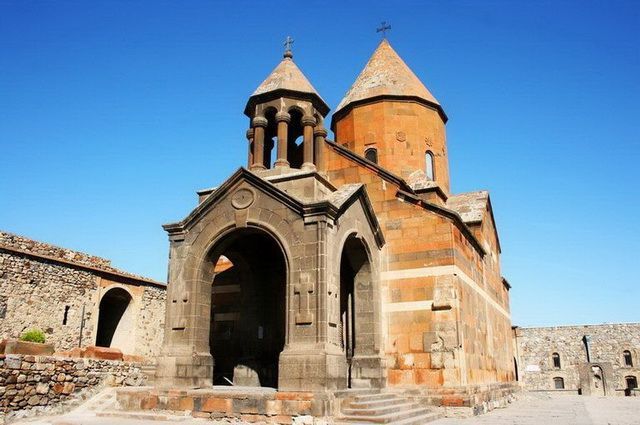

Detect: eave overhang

[244,88,330,117]
[330,95,448,132]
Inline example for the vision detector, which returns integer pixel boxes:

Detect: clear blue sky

[1,1,638,327]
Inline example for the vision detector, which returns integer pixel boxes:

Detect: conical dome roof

[245,53,329,116]
[253,56,319,96]
[335,39,442,116]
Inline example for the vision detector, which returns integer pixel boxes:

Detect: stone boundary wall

[0,231,157,282]
[0,353,147,423]
[514,323,640,395]
[0,232,112,270]
[0,230,166,357]
[0,249,98,352]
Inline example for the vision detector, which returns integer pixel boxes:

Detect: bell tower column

[251,116,268,171]
[301,115,316,170]
[274,111,291,168]
[314,127,327,172]
[246,128,254,169]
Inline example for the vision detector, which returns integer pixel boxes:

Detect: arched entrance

[96,287,133,350]
[339,234,374,388]
[208,228,286,388]
[590,365,606,396]
[625,376,637,396]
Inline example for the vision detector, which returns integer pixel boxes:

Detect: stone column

[246,128,254,169]
[314,127,328,172]
[301,115,316,170]
[274,111,291,168]
[251,116,268,170]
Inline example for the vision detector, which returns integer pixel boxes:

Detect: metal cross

[284,36,294,52]
[376,21,391,38]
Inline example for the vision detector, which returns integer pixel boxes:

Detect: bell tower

[244,41,329,173]
[331,39,450,194]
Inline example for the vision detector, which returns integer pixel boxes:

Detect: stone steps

[348,396,408,409]
[342,401,417,416]
[75,387,117,413]
[336,392,442,425]
[96,410,193,421]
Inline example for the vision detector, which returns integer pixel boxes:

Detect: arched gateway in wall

[154,169,385,391]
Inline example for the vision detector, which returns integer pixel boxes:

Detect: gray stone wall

[514,323,640,395]
[0,250,98,351]
[0,353,147,422]
[135,286,166,357]
[0,231,166,357]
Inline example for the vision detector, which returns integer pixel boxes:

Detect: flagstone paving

[433,393,640,425]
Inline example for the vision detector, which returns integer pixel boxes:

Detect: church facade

[153,39,516,409]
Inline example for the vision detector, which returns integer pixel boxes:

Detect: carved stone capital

[245,128,254,140]
[275,111,291,123]
[313,127,328,137]
[252,116,268,128]
[301,115,316,127]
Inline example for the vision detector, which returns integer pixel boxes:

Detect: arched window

[553,377,565,389]
[425,151,435,180]
[623,350,633,367]
[626,376,638,389]
[365,148,378,164]
[552,352,561,369]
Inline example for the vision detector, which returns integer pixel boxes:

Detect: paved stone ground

[433,393,640,425]
[9,392,640,425]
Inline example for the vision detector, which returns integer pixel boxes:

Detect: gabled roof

[447,190,501,252]
[163,168,384,248]
[245,54,329,116]
[334,39,444,120]
[447,191,489,223]
[325,140,487,257]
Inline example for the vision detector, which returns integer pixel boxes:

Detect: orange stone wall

[333,100,450,193]
[322,108,514,389]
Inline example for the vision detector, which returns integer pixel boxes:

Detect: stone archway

[590,365,606,396]
[96,287,134,351]
[339,233,380,388]
[207,227,287,388]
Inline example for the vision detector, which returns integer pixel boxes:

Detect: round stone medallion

[231,188,255,209]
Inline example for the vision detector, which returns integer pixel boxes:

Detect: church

[144,38,516,419]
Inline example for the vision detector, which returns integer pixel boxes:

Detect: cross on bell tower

[283,36,294,58]
[376,21,391,38]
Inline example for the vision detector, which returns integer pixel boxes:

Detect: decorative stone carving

[327,282,339,327]
[294,273,314,325]
[231,188,255,210]
[169,292,189,331]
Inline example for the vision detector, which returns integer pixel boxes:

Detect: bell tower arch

[244,45,330,173]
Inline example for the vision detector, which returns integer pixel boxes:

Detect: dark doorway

[340,235,372,388]
[625,376,637,396]
[209,228,286,388]
[96,287,132,348]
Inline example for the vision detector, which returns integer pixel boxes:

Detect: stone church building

[152,38,516,412]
